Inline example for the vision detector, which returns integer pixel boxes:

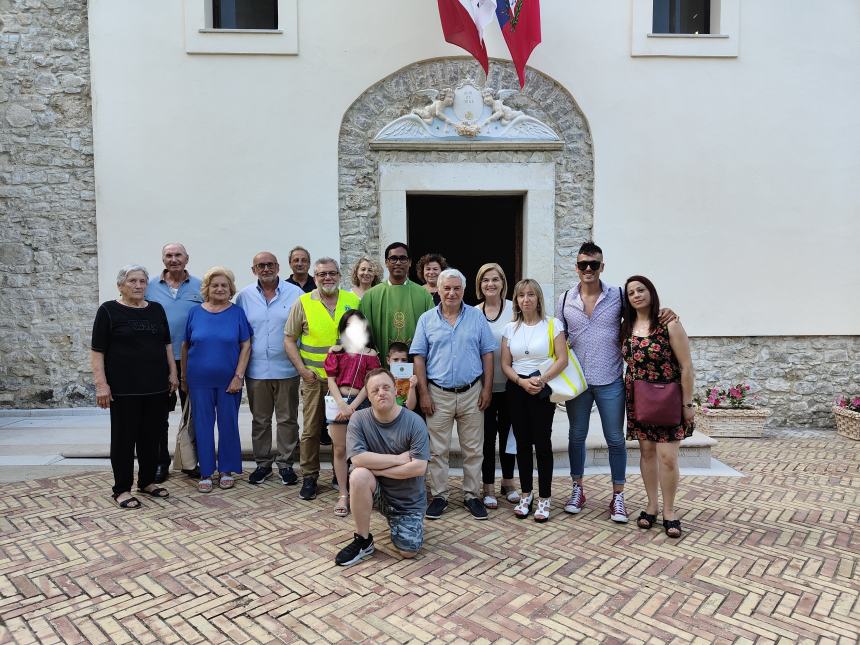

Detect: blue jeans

[566,376,626,486]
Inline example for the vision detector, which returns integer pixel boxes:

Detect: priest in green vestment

[359,243,434,365]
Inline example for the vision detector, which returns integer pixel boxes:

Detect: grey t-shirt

[346,407,430,514]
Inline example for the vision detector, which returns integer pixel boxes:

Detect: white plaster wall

[89,0,859,335]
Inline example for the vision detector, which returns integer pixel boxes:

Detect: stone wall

[337,57,594,296]
[0,0,96,407]
[691,336,859,428]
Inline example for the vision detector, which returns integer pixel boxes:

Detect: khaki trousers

[246,376,300,469]
[426,383,484,501]
[299,376,327,479]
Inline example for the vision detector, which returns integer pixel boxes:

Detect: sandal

[334,494,349,517]
[198,478,213,493]
[500,485,520,504]
[663,518,682,538]
[533,498,551,523]
[112,492,141,509]
[513,493,533,519]
[637,511,657,529]
[138,485,170,498]
[219,474,235,489]
[483,494,498,510]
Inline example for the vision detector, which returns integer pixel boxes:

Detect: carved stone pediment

[372,80,561,146]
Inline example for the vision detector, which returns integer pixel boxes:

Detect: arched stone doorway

[338,57,594,297]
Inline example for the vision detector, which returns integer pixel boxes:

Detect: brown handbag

[632,380,682,426]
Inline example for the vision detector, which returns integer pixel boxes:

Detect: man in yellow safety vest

[284,257,359,500]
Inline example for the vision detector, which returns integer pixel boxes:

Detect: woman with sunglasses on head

[501,279,568,522]
[621,275,695,538]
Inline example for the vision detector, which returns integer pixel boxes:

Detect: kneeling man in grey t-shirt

[335,368,430,566]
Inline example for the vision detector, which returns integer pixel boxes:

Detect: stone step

[438,407,717,470]
[58,406,717,470]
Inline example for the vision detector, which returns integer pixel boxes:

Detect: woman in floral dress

[621,275,695,538]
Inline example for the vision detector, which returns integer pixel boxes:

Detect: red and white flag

[437,0,498,74]
[495,0,542,88]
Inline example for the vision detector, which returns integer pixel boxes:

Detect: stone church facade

[1,0,857,427]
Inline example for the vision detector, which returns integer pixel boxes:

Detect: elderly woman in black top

[91,264,178,508]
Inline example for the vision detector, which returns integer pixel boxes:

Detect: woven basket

[697,407,771,438]
[833,406,860,441]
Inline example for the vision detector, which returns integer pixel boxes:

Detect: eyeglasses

[315,271,339,278]
[254,262,277,271]
[576,260,602,271]
[386,255,410,264]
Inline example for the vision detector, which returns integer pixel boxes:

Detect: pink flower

[650,343,661,353]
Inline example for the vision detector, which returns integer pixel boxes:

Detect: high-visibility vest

[298,290,360,378]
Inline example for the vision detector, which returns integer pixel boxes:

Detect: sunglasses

[386,255,410,264]
[577,260,602,271]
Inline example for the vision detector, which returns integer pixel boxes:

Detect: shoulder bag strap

[561,289,570,339]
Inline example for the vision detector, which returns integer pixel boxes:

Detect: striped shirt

[555,281,623,386]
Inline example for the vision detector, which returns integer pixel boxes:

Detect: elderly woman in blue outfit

[181,267,252,493]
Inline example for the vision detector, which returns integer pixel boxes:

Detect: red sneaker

[609,492,629,523]
[563,483,585,514]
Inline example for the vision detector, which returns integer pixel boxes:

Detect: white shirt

[503,317,563,376]
[475,299,514,393]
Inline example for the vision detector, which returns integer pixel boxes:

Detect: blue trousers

[565,376,627,486]
[190,387,243,479]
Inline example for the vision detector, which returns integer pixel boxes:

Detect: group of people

[90,240,695,567]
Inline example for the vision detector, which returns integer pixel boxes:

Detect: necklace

[521,320,540,355]
[117,298,145,308]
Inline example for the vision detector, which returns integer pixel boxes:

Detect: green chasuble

[359,280,434,365]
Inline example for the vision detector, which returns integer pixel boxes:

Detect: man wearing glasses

[359,242,435,364]
[236,252,304,487]
[284,258,359,500]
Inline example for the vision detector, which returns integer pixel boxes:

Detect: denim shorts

[344,394,371,411]
[373,485,424,553]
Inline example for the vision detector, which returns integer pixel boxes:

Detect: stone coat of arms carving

[374,80,560,142]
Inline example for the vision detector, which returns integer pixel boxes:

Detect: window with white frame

[184,0,298,55]
[631,0,740,57]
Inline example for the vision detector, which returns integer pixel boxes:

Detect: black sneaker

[465,497,489,520]
[299,477,318,500]
[279,466,298,486]
[425,497,448,519]
[335,533,374,566]
[320,425,333,446]
[248,466,273,485]
[182,467,201,479]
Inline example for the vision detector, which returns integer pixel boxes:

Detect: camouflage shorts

[373,485,424,553]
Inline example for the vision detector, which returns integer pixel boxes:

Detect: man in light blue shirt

[145,242,203,481]
[411,269,496,521]
[236,251,304,486]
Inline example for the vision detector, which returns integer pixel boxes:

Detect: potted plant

[833,395,860,440]
[695,383,771,438]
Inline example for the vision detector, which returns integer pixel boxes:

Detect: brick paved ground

[0,429,857,644]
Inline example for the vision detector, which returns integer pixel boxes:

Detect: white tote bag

[542,318,588,403]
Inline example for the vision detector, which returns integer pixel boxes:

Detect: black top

[91,300,171,396]
[286,274,317,293]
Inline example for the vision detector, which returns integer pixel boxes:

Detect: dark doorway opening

[407,195,523,306]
